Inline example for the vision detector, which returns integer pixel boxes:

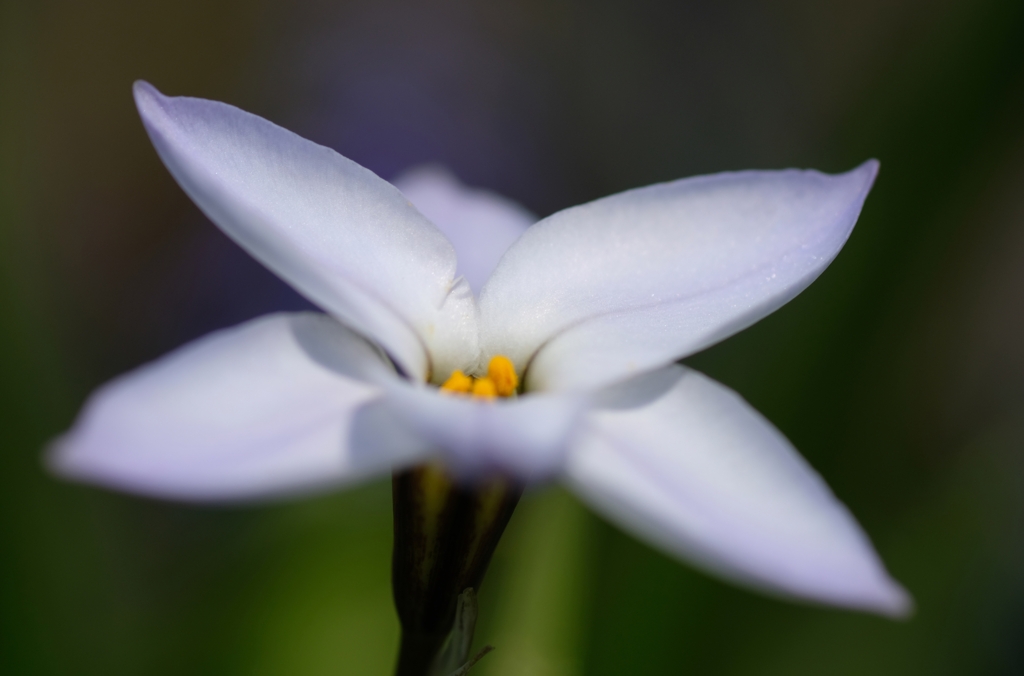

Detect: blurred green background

[3,0,1024,673]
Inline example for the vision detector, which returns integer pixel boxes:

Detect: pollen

[440,369,473,393]
[439,356,518,400]
[471,377,498,399]
[487,355,518,397]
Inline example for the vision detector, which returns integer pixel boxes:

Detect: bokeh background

[3,0,1024,673]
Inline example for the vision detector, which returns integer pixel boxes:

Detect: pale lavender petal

[134,82,478,382]
[565,365,911,616]
[380,384,588,482]
[479,163,878,391]
[393,166,535,294]
[49,313,426,500]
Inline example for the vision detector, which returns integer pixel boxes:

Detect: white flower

[50,81,911,617]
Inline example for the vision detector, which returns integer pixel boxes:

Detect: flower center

[439,355,518,398]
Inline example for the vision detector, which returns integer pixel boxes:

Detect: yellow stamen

[439,356,518,400]
[440,369,473,393]
[487,355,518,397]
[471,377,497,399]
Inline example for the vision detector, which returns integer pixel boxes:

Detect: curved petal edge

[481,162,879,392]
[48,313,423,501]
[381,383,589,482]
[134,82,480,381]
[565,365,912,616]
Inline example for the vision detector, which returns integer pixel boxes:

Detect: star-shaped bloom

[51,81,910,617]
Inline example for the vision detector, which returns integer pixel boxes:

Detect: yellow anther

[471,377,498,399]
[487,355,518,397]
[440,369,473,393]
[440,358,517,400]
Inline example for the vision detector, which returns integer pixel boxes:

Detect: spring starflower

[51,82,910,621]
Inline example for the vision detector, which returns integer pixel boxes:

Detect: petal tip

[133,80,171,136]
[845,567,912,618]
[42,435,69,474]
[42,432,90,484]
[872,578,915,620]
[848,158,881,192]
[132,79,161,110]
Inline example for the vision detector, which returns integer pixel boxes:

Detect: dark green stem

[394,631,449,676]
[391,466,521,676]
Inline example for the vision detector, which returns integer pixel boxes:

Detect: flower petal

[565,366,911,615]
[393,166,535,294]
[380,385,588,482]
[49,313,427,501]
[479,162,879,391]
[133,82,478,381]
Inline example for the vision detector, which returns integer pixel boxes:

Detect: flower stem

[391,466,521,675]
[394,631,448,676]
